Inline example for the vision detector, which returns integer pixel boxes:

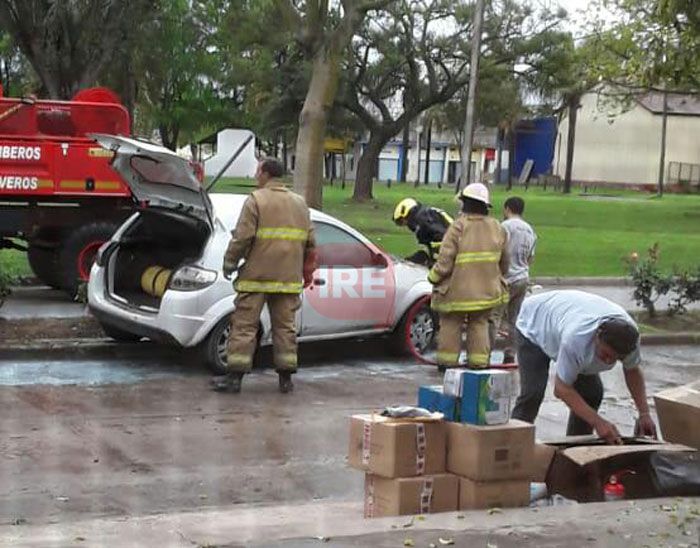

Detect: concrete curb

[532,276,631,287]
[640,332,700,345]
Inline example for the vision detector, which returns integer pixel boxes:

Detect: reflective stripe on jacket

[428,213,509,313]
[224,180,316,294]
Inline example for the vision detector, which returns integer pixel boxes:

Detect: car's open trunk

[109,208,210,309]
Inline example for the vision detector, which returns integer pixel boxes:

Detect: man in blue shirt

[512,290,657,444]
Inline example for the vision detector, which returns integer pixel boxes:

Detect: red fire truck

[0,88,139,294]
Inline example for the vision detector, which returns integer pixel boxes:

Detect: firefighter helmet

[393,198,419,224]
[459,183,491,206]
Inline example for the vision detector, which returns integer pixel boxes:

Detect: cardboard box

[348,414,446,478]
[446,420,534,481]
[458,477,530,510]
[417,385,459,421]
[545,437,695,502]
[531,442,557,483]
[364,473,459,517]
[654,380,700,449]
[443,369,511,425]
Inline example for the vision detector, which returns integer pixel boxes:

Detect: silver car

[87,135,436,372]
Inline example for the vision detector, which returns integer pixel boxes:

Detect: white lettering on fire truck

[0,145,41,161]
[0,176,39,190]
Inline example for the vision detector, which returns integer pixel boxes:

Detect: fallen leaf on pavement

[416,515,426,521]
[403,539,415,547]
[438,538,454,545]
[487,508,502,515]
[402,518,414,528]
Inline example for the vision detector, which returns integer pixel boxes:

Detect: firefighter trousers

[226,291,301,374]
[436,308,492,369]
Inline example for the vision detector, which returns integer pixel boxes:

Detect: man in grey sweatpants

[511,290,657,444]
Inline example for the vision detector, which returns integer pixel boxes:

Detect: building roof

[637,92,700,116]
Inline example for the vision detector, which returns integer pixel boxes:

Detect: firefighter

[392,198,453,266]
[427,183,509,371]
[212,157,316,394]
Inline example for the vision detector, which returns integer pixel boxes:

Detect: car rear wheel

[202,316,264,375]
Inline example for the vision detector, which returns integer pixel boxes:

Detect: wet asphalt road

[0,340,698,527]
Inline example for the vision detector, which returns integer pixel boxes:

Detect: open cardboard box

[538,436,696,502]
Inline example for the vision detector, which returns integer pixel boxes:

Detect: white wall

[555,93,700,186]
[203,129,257,178]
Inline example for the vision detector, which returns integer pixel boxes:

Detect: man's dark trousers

[511,330,603,435]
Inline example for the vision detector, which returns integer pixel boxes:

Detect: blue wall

[513,117,557,181]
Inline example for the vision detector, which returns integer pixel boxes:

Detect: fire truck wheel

[58,222,118,295]
[27,245,61,289]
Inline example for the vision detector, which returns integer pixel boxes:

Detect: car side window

[314,221,375,268]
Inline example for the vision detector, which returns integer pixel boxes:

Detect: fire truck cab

[0,88,134,294]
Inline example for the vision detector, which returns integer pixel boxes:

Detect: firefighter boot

[210,372,243,393]
[278,371,294,394]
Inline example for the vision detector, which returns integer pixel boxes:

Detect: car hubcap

[217,324,230,367]
[410,308,435,353]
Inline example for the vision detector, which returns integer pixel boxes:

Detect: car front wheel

[393,297,438,362]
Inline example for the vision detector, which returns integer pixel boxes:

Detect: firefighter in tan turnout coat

[428,183,509,371]
[212,157,316,394]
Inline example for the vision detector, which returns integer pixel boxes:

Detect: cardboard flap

[562,443,694,466]
[655,380,700,405]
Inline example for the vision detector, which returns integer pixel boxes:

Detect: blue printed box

[418,385,459,421]
[457,370,511,425]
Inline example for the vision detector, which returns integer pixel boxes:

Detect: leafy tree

[0,0,148,99]
[342,0,566,200]
[135,0,241,150]
[279,0,392,208]
[588,0,700,91]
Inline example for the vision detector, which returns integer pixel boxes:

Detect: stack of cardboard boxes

[348,413,457,517]
[348,367,534,517]
[421,368,534,510]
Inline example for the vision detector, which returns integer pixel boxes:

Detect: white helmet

[459,183,491,206]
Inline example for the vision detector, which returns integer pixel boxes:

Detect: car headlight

[168,265,217,291]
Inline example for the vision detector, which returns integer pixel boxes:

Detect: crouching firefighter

[427,183,509,371]
[393,198,453,266]
[212,157,317,394]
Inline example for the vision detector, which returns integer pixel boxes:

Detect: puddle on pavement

[0,359,197,386]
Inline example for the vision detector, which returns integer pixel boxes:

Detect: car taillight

[168,265,217,291]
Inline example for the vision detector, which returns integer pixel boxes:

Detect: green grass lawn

[3,177,699,280]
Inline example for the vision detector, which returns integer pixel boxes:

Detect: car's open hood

[90,133,213,227]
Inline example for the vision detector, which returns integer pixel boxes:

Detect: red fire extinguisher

[604,475,625,501]
[604,470,635,501]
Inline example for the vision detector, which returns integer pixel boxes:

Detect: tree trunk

[353,134,386,201]
[292,50,340,209]
[507,127,515,191]
[563,95,579,194]
[657,88,668,197]
[282,136,288,171]
[423,120,432,185]
[399,121,409,182]
[495,127,504,186]
[159,125,178,151]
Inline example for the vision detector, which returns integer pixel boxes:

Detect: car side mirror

[371,251,389,268]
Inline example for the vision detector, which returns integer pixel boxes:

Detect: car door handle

[313,278,326,286]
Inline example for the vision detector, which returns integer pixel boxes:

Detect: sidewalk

[2,497,698,547]
[0,286,88,320]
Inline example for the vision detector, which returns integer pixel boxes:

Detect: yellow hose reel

[141,265,172,298]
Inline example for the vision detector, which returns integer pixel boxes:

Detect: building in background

[555,90,700,191]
